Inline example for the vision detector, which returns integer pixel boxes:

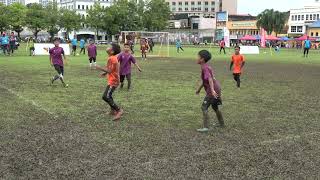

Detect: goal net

[120,31,170,58]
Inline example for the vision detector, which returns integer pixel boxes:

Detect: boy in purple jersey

[87,39,97,68]
[118,43,142,90]
[49,38,68,87]
[196,50,224,132]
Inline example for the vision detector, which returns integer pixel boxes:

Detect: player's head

[197,50,212,64]
[11,32,14,35]
[123,43,131,52]
[234,46,240,55]
[107,43,121,56]
[53,37,61,46]
[2,33,5,37]
[89,39,94,44]
[307,36,309,40]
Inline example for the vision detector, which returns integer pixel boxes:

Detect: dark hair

[198,50,212,62]
[235,46,240,50]
[53,37,61,42]
[124,43,130,46]
[111,43,121,55]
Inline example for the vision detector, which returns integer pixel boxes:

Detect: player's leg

[235,74,241,88]
[102,86,122,120]
[126,74,131,90]
[198,96,211,132]
[57,65,67,87]
[212,99,225,128]
[93,57,96,67]
[120,75,125,89]
[177,47,179,53]
[89,58,93,68]
[303,48,307,57]
[219,47,222,54]
[223,47,226,54]
[306,48,309,57]
[180,47,184,52]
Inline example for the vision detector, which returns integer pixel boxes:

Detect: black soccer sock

[203,111,209,129]
[127,78,131,90]
[52,75,60,82]
[215,110,225,127]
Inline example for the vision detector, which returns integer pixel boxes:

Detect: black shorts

[72,45,77,51]
[54,65,64,75]
[89,57,96,61]
[202,96,222,111]
[120,74,131,83]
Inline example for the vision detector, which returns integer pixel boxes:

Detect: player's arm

[132,57,142,72]
[49,53,53,66]
[241,56,245,69]
[208,77,218,98]
[230,61,234,71]
[134,63,142,72]
[196,83,203,95]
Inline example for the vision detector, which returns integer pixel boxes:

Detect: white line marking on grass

[260,132,320,145]
[0,84,58,119]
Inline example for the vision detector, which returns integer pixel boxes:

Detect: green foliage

[86,2,105,37]
[143,0,170,31]
[257,9,289,35]
[0,4,9,33]
[44,2,61,41]
[26,3,46,38]
[7,3,27,38]
[60,8,82,38]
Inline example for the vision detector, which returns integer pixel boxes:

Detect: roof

[309,20,320,28]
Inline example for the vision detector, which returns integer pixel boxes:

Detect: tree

[101,6,118,41]
[0,4,9,34]
[256,9,288,35]
[44,2,61,42]
[7,3,27,39]
[86,2,105,39]
[26,3,46,38]
[60,9,82,39]
[112,0,142,31]
[143,0,170,31]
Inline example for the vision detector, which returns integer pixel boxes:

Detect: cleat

[197,128,209,133]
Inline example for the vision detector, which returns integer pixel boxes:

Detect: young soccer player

[303,36,311,58]
[27,37,35,56]
[140,39,148,60]
[9,32,17,56]
[176,39,184,53]
[87,39,97,68]
[118,43,142,90]
[230,46,245,88]
[219,38,226,55]
[50,38,68,87]
[196,50,224,132]
[79,38,86,55]
[71,36,78,56]
[1,33,9,55]
[95,43,123,121]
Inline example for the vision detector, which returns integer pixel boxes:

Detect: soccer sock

[203,111,209,129]
[90,63,92,67]
[237,77,241,88]
[215,110,225,127]
[127,78,131,90]
[53,75,60,82]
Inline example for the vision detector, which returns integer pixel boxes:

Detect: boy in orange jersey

[96,43,123,121]
[140,38,148,60]
[230,46,245,88]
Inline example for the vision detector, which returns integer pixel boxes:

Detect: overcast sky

[238,0,316,15]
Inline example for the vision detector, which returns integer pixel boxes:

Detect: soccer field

[1,45,320,179]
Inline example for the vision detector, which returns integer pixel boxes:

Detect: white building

[0,0,25,5]
[288,0,320,36]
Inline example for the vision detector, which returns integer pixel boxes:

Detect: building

[287,0,320,36]
[308,20,320,37]
[227,14,259,38]
[0,0,25,5]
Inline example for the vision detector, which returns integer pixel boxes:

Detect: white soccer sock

[90,63,92,67]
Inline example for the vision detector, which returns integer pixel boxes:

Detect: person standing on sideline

[303,36,312,58]
[79,38,86,55]
[219,38,226,55]
[176,39,184,53]
[27,37,35,56]
[1,33,9,55]
[9,32,17,56]
[71,35,78,56]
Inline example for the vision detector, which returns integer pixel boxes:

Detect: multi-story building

[287,1,320,36]
[0,0,25,5]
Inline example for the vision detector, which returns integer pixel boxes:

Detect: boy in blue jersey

[79,38,86,55]
[303,36,312,58]
[71,35,78,56]
[1,33,9,55]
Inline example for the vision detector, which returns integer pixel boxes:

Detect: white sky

[238,0,317,15]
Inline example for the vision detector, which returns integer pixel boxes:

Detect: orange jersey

[106,55,120,87]
[231,54,245,74]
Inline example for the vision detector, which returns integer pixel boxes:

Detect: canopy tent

[295,35,317,41]
[239,35,257,41]
[265,35,280,41]
[280,37,291,41]
[254,35,261,40]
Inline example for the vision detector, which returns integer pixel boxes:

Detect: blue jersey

[71,39,78,46]
[80,39,85,48]
[1,36,9,45]
[304,40,311,49]
[176,41,181,48]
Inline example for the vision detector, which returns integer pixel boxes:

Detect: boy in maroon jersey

[87,39,97,69]
[50,38,68,87]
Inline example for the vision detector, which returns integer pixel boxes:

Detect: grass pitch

[0,45,320,179]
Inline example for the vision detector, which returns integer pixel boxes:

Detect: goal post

[120,31,170,58]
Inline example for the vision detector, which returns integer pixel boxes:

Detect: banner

[223,27,230,48]
[34,43,71,55]
[260,28,266,48]
[240,46,260,54]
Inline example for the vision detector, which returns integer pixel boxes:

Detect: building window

[185,7,188,11]
[294,15,297,21]
[291,26,297,32]
[198,1,201,5]
[306,14,309,20]
[172,7,176,11]
[205,1,208,5]
[86,5,88,9]
[298,15,300,21]
[178,7,182,11]
[191,1,195,5]
[211,1,215,5]
[205,7,208,12]
[82,5,84,9]
[291,15,294,21]
[310,14,313,20]
[316,32,319,37]
[302,15,304,20]
[313,14,316,20]
[78,5,80,9]
[185,2,188,5]
[172,2,176,5]
[191,7,195,11]
[311,32,314,36]
[297,26,303,32]
[317,14,320,20]
[211,8,215,12]
[178,2,182,5]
